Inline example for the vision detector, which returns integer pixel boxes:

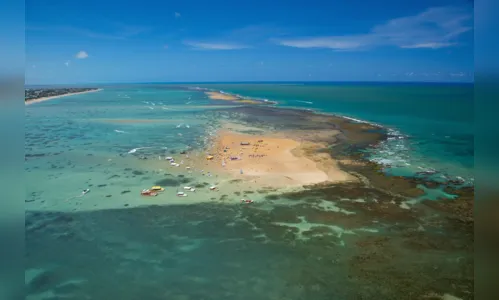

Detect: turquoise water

[25,87,249,211]
[189,83,474,185]
[25,84,473,299]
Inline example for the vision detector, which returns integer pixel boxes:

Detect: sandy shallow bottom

[25,119,356,212]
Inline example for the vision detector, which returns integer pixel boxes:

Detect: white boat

[183,186,192,190]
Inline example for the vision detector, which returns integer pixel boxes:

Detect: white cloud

[175,12,181,18]
[275,36,369,50]
[273,6,472,50]
[64,61,70,67]
[28,23,150,40]
[75,51,89,59]
[183,41,249,50]
[400,42,457,49]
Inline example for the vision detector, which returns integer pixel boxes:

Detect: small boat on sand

[241,199,254,204]
[151,186,165,192]
[177,191,187,197]
[141,189,158,196]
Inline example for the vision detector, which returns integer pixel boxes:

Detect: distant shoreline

[25,88,103,106]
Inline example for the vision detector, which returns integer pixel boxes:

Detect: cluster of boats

[139,185,254,203]
[140,186,165,196]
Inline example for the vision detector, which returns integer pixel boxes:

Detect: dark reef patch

[194,182,210,188]
[154,177,192,186]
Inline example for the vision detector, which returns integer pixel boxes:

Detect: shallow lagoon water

[25,87,241,211]
[25,85,473,299]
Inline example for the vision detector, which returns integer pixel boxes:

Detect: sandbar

[25,88,103,106]
[199,127,356,188]
[205,91,240,101]
[205,91,270,105]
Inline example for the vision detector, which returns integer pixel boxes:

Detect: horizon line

[25,80,474,87]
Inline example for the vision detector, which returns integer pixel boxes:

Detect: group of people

[248,154,267,158]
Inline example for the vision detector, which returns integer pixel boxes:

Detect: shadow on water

[26,190,473,300]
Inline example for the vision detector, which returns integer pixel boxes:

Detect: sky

[25,0,474,84]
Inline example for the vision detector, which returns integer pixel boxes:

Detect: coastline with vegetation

[25,88,103,105]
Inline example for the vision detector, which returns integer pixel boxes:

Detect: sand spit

[205,91,263,104]
[199,127,356,188]
[25,88,103,105]
[205,91,239,101]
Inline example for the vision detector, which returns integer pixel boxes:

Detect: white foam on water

[127,147,152,154]
[337,115,384,128]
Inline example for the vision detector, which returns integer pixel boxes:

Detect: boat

[209,186,218,191]
[151,186,165,192]
[141,189,158,196]
[183,186,192,190]
[177,191,187,197]
[241,199,254,204]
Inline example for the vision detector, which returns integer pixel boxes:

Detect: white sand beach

[25,88,103,105]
